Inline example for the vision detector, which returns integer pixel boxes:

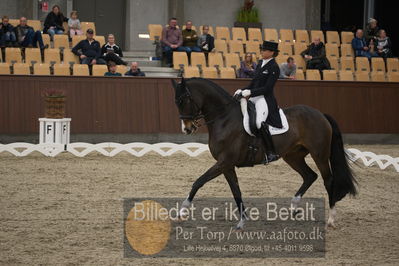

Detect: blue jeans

[21,29,45,49]
[47,28,64,40]
[184,46,202,53]
[163,46,189,65]
[357,50,378,59]
[0,31,17,46]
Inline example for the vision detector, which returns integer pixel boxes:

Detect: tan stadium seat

[81,22,96,35]
[202,67,218,78]
[184,66,200,78]
[341,31,354,44]
[339,70,354,81]
[310,30,325,43]
[323,69,338,80]
[279,29,294,44]
[340,57,355,71]
[0,63,11,74]
[279,43,292,56]
[326,31,340,46]
[248,28,262,42]
[295,69,305,80]
[116,65,127,75]
[275,55,288,65]
[92,65,108,76]
[63,49,80,64]
[327,56,339,70]
[220,67,236,78]
[232,27,247,42]
[208,52,224,68]
[13,63,30,75]
[73,64,90,76]
[148,24,163,41]
[72,35,86,47]
[53,64,71,76]
[294,42,308,55]
[0,51,2,62]
[306,69,321,80]
[173,52,189,70]
[295,30,309,44]
[325,43,339,57]
[63,22,69,35]
[355,57,370,72]
[24,48,42,65]
[215,26,230,41]
[214,39,228,54]
[199,25,214,36]
[5,48,22,63]
[341,44,354,58]
[95,36,106,47]
[8,19,19,26]
[33,63,51,75]
[355,72,369,81]
[371,71,386,82]
[28,20,41,32]
[264,28,278,42]
[387,58,399,72]
[387,72,399,82]
[42,34,51,47]
[292,55,306,70]
[54,35,69,49]
[191,52,206,68]
[246,41,261,56]
[44,48,61,64]
[371,57,386,72]
[225,53,241,69]
[229,40,244,55]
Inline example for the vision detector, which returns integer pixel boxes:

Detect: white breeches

[244,95,268,129]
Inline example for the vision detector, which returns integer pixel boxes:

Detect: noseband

[175,89,204,124]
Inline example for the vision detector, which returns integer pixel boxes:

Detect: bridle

[175,87,204,128]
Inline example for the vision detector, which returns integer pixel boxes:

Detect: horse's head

[172,78,202,135]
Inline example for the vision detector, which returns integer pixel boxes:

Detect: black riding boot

[259,122,279,164]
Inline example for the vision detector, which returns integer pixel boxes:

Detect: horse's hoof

[327,222,336,229]
[234,227,244,232]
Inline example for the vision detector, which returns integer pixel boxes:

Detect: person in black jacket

[234,41,282,163]
[72,29,106,65]
[0,16,17,47]
[43,5,68,40]
[301,37,330,72]
[125,62,145,76]
[14,17,48,49]
[101,34,127,65]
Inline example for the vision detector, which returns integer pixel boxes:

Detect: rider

[235,41,283,163]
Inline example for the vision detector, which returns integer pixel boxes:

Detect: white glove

[234,89,242,96]
[241,89,251,97]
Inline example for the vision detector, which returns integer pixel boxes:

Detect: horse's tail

[324,114,357,204]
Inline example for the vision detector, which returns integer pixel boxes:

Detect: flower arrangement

[236,0,260,23]
[42,89,66,118]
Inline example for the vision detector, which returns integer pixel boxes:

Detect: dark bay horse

[172,77,357,229]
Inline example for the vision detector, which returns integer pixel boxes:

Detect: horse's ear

[171,79,178,90]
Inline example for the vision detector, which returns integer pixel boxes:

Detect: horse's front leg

[224,167,247,230]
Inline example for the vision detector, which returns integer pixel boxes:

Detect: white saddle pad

[240,98,289,136]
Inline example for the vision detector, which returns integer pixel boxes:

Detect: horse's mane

[187,77,235,102]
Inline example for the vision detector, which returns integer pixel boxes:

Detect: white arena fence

[0,142,398,172]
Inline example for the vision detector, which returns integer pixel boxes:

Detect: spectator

[279,56,296,79]
[161,17,186,67]
[125,62,145,77]
[44,5,68,40]
[376,29,393,58]
[68,10,83,38]
[238,53,257,78]
[0,16,17,47]
[301,37,330,71]
[182,20,201,54]
[104,61,122,76]
[14,17,48,50]
[352,29,377,59]
[197,25,214,52]
[72,29,106,65]
[365,18,379,44]
[101,34,127,65]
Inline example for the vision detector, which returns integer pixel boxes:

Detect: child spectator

[44,5,68,40]
[0,16,17,47]
[68,11,83,38]
[104,61,122,76]
[238,53,257,78]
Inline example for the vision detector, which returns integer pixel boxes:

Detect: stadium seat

[0,51,2,62]
[326,31,340,46]
[275,55,288,65]
[184,66,200,78]
[279,43,292,56]
[42,34,51,47]
[63,21,69,35]
[306,69,321,80]
[387,58,399,72]
[264,28,278,42]
[295,30,309,44]
[341,31,354,44]
[13,63,30,75]
[191,52,206,68]
[208,52,224,68]
[44,48,61,64]
[225,53,241,69]
[387,72,399,82]
[310,30,325,43]
[340,57,355,71]
[54,35,69,49]
[245,41,261,56]
[295,69,305,80]
[5,48,22,63]
[293,42,307,55]
[63,49,80,64]
[355,72,369,81]
[232,27,247,42]
[95,36,106,47]
[220,67,236,78]
[214,39,228,54]
[0,63,11,74]
[323,69,338,80]
[148,24,163,41]
[215,26,230,41]
[279,29,294,44]
[81,22,96,35]
[24,48,42,65]
[116,65,127,75]
[8,19,19,26]
[371,57,386,72]
[339,70,354,81]
[53,64,71,76]
[173,52,189,70]
[371,71,386,82]
[355,57,370,72]
[92,65,108,76]
[199,25,214,36]
[72,35,86,47]
[73,64,90,76]
[229,40,244,55]
[325,43,339,57]
[292,55,306,70]
[28,20,41,32]
[327,56,339,70]
[33,63,51,75]
[248,28,262,42]
[340,44,354,57]
[202,67,218,78]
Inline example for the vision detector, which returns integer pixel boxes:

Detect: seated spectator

[125,62,145,77]
[72,29,106,65]
[14,17,48,50]
[0,16,17,47]
[301,37,330,71]
[182,20,201,54]
[279,56,296,79]
[161,17,186,67]
[197,25,215,52]
[365,18,379,44]
[101,34,127,65]
[376,29,393,58]
[44,5,68,40]
[352,29,377,59]
[238,53,257,78]
[104,61,122,76]
[68,10,83,39]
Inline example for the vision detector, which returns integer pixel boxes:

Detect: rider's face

[261,50,274,59]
